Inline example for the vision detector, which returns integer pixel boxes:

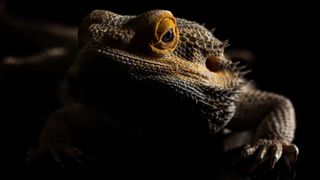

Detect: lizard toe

[242,139,299,172]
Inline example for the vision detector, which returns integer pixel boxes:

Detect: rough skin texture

[28,10,299,173]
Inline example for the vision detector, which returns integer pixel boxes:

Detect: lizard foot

[242,139,299,172]
[26,143,97,179]
[26,143,86,169]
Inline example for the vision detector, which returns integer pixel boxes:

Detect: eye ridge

[161,28,174,43]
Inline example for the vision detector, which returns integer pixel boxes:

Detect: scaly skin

[28,10,298,172]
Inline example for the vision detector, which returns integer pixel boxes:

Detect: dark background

[1,0,317,179]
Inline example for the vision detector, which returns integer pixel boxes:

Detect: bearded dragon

[27,10,298,174]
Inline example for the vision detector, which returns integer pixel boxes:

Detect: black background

[1,0,317,179]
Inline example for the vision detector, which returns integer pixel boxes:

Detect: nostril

[206,56,223,72]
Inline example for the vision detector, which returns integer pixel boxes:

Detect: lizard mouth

[88,45,180,72]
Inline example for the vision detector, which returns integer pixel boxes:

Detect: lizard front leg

[27,103,98,166]
[227,84,299,170]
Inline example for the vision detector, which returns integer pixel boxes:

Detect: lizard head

[69,10,244,133]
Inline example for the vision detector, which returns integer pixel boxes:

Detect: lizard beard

[139,76,241,133]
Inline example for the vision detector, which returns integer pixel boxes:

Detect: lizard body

[28,10,298,175]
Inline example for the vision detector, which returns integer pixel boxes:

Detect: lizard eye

[149,13,179,55]
[161,28,174,43]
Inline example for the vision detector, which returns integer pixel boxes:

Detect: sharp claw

[270,156,278,169]
[284,144,299,168]
[248,144,269,172]
[50,149,65,168]
[291,144,299,163]
[247,144,265,173]
[269,143,282,169]
[57,161,67,169]
[257,144,268,161]
[75,157,83,164]
[61,147,86,165]
[70,147,84,156]
[50,150,66,169]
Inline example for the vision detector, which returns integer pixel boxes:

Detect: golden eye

[149,13,179,55]
[162,28,174,43]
